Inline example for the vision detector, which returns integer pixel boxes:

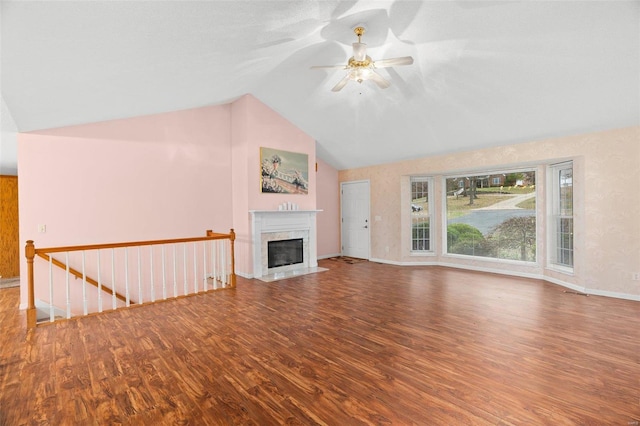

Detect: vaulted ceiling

[1,1,638,171]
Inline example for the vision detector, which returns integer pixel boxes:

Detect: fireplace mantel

[250,210,322,278]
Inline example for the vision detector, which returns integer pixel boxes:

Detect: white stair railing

[25,229,236,328]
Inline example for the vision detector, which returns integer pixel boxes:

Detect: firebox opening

[268,238,303,269]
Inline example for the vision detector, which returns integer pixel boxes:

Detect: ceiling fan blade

[373,56,414,68]
[352,42,367,61]
[310,64,347,70]
[331,74,351,92]
[368,71,391,89]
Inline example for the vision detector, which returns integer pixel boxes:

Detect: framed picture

[260,147,309,194]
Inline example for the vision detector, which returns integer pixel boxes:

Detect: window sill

[443,253,538,266]
[410,251,436,257]
[547,264,574,276]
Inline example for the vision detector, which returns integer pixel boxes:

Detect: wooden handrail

[36,252,129,304]
[35,232,234,255]
[26,229,237,329]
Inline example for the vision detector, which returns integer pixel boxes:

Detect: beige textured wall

[339,127,640,298]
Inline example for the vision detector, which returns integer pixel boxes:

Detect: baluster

[137,246,143,304]
[162,245,167,300]
[111,248,116,310]
[203,240,207,292]
[193,243,198,293]
[48,254,54,322]
[82,251,88,316]
[125,247,130,307]
[172,244,177,298]
[212,240,217,290]
[150,246,155,302]
[97,250,103,313]
[221,240,227,285]
[218,240,222,287]
[183,243,187,295]
[65,252,71,319]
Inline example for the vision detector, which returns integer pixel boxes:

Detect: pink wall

[18,95,331,305]
[316,158,340,257]
[230,95,316,276]
[19,105,234,244]
[230,96,252,276]
[18,105,234,307]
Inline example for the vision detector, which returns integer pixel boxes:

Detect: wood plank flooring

[1,260,639,425]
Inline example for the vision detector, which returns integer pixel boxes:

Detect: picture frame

[260,147,309,194]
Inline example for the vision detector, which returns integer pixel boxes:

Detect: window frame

[442,167,538,263]
[547,161,574,273]
[410,176,434,254]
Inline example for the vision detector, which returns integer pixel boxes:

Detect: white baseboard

[236,271,253,279]
[317,253,342,260]
[579,288,640,301]
[543,275,587,294]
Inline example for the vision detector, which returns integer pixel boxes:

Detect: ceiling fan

[311,26,414,92]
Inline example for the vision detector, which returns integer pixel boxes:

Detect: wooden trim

[25,240,36,329]
[34,231,233,255]
[0,175,20,278]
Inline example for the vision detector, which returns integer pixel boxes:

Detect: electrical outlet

[632,272,640,281]
[38,224,46,233]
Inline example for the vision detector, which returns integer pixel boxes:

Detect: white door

[341,180,370,259]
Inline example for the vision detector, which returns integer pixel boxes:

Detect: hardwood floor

[1,260,638,425]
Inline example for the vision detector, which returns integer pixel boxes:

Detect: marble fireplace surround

[250,210,322,279]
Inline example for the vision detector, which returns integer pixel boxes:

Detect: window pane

[446,171,536,261]
[411,178,430,251]
[552,165,574,268]
[559,168,573,216]
[412,218,430,251]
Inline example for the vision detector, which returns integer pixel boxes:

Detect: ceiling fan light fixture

[352,42,367,61]
[351,68,373,83]
[311,25,413,92]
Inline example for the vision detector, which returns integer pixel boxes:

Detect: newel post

[25,240,37,329]
[229,228,237,288]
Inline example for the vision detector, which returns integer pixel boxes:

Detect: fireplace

[268,238,303,268]
[250,210,321,278]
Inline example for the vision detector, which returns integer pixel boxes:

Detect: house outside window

[411,177,432,252]
[445,170,536,262]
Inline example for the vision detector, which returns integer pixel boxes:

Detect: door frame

[340,179,371,259]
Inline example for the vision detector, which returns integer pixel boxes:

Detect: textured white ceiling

[1,0,638,171]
